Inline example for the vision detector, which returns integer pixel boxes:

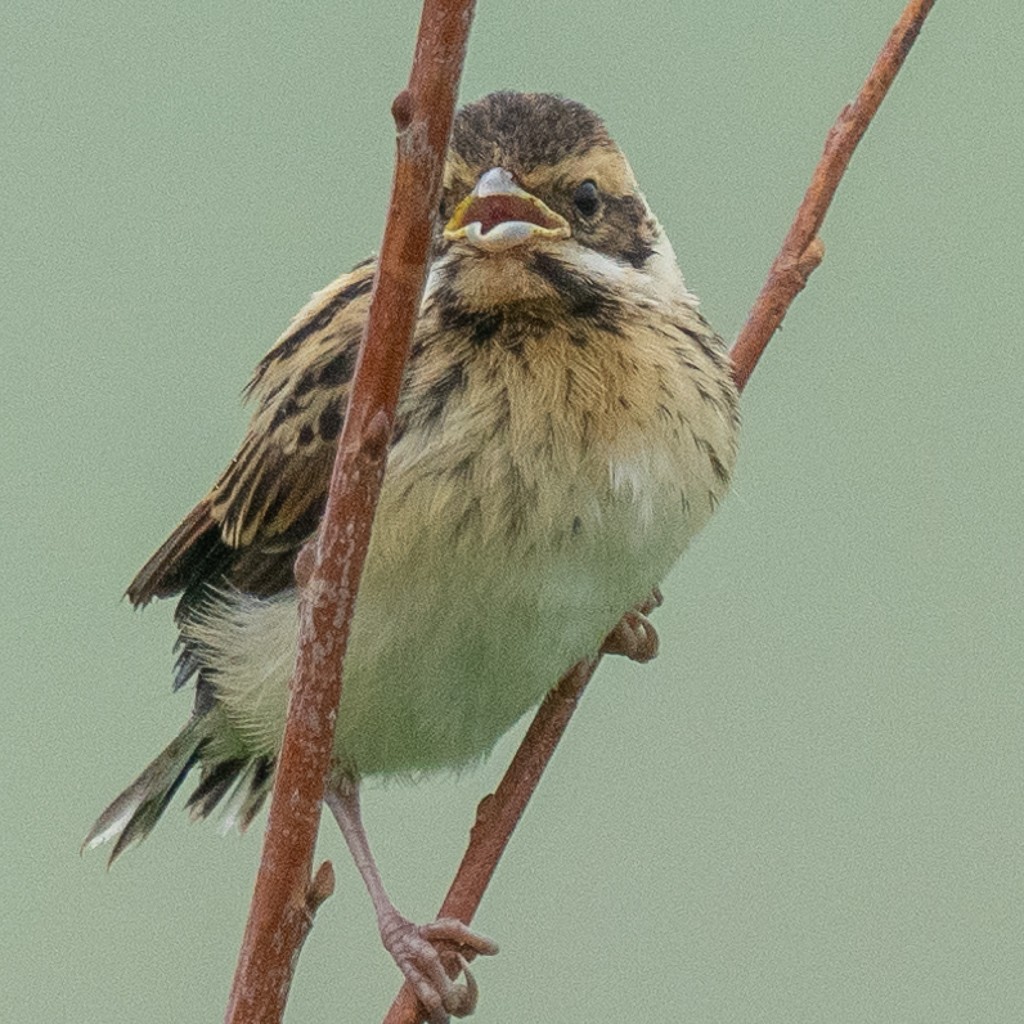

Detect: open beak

[443,167,570,251]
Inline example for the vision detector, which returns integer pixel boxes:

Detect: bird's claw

[380,912,498,1023]
[637,586,664,617]
[601,589,663,663]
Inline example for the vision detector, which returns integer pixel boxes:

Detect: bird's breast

[195,298,738,778]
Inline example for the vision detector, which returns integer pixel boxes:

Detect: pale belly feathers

[183,408,725,779]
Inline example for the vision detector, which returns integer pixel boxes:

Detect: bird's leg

[324,778,498,1024]
[600,586,664,663]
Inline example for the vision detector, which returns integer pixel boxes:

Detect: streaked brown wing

[126,261,375,609]
[126,498,219,606]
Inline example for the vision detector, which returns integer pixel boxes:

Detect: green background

[4,2,1023,1021]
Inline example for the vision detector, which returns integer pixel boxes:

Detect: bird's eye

[572,180,601,218]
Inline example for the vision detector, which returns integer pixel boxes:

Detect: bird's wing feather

[126,260,376,608]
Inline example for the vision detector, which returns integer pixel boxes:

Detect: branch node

[307,860,336,915]
[471,793,496,833]
[362,408,393,464]
[294,541,316,590]
[392,89,415,133]
[801,236,826,273]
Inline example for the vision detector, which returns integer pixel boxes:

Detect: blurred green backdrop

[4,2,1023,1022]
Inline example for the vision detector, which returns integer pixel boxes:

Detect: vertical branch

[224,3,476,1023]
[381,1,937,1021]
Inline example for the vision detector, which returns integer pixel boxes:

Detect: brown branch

[729,0,937,391]
[381,1,937,1021]
[382,657,602,1024]
[223,3,476,1023]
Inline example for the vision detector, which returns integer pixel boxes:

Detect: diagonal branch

[380,1,937,1021]
[730,0,937,390]
[382,656,602,1024]
[223,3,476,1023]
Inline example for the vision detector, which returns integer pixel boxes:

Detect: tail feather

[83,719,207,864]
[214,756,274,836]
[185,756,248,821]
[236,756,273,831]
[83,721,275,862]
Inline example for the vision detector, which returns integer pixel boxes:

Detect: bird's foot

[600,587,664,663]
[379,910,498,1023]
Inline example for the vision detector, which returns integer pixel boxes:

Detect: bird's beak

[443,167,570,251]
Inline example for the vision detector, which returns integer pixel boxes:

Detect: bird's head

[436,92,685,308]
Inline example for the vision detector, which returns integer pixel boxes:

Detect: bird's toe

[380,912,497,1022]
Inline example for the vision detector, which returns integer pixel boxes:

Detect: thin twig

[730,0,937,390]
[380,1,937,1021]
[223,3,476,1022]
[382,657,602,1024]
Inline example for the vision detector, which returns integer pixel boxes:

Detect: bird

[84,90,740,1021]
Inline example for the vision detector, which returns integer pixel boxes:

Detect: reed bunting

[86,91,740,1022]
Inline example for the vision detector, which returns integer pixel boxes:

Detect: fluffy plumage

[87,89,738,883]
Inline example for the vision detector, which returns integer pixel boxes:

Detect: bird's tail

[83,717,274,864]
